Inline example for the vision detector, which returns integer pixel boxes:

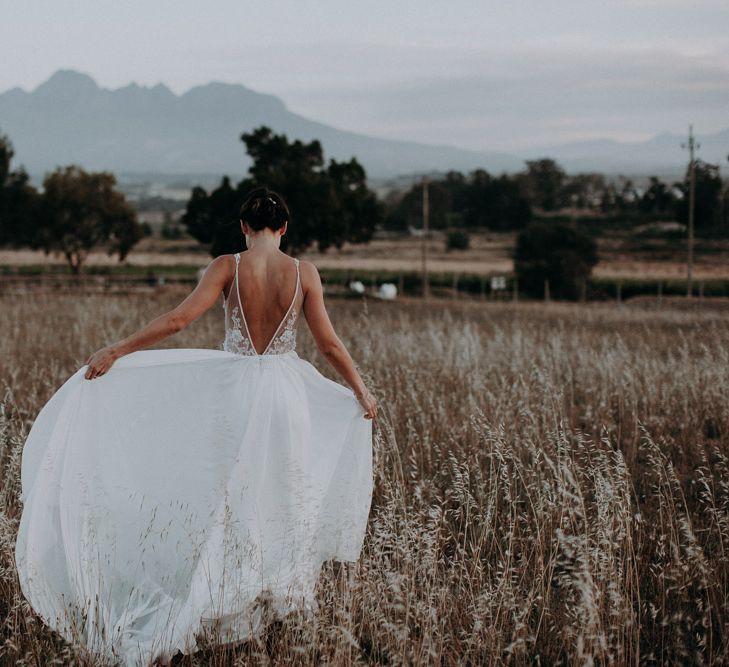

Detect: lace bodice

[223,253,303,356]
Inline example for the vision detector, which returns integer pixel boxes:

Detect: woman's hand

[356,388,378,420]
[84,345,120,380]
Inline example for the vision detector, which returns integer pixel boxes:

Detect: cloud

[279,47,729,150]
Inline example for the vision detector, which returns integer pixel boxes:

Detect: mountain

[0,69,522,181]
[2,70,726,182]
[523,130,729,177]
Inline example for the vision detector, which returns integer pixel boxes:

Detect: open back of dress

[223,253,303,357]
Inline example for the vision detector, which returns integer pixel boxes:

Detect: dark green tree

[181,177,242,257]
[0,134,39,247]
[446,230,470,251]
[675,160,723,232]
[514,222,598,300]
[182,126,383,256]
[598,177,640,217]
[35,166,143,274]
[326,158,381,245]
[384,173,466,231]
[639,176,676,217]
[463,170,532,230]
[384,169,529,232]
[561,173,607,210]
[520,159,567,211]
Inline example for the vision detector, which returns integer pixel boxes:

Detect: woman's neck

[246,232,281,251]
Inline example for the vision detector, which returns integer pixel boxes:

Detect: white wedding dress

[14,253,373,666]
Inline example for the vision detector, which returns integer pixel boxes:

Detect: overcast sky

[3,0,729,151]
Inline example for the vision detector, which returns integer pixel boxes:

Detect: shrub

[446,230,470,251]
[514,222,598,299]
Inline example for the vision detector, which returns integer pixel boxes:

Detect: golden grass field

[1,288,729,665]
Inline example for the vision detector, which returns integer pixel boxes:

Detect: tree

[181,176,241,257]
[520,159,567,211]
[561,173,607,211]
[384,174,466,231]
[0,133,39,247]
[35,166,143,274]
[514,222,598,300]
[383,169,530,232]
[463,170,532,230]
[182,126,383,256]
[326,158,381,245]
[675,160,723,232]
[446,230,469,251]
[639,176,676,217]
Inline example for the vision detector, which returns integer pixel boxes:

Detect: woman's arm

[84,256,232,380]
[300,260,377,419]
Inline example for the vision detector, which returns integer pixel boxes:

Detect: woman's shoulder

[296,258,318,273]
[297,259,321,283]
[207,253,239,268]
[204,254,241,282]
[296,260,323,299]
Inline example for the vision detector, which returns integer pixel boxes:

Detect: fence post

[452,273,458,299]
[699,280,704,300]
[513,278,518,303]
[544,279,550,302]
[616,281,622,305]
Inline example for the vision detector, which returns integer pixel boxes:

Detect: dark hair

[239,187,290,232]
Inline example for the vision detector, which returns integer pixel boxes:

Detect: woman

[14,187,376,666]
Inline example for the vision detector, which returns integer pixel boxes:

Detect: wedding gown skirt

[14,348,373,666]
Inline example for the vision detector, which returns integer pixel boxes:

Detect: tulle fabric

[14,348,373,666]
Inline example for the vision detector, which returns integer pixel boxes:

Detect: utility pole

[422,175,430,301]
[682,125,700,298]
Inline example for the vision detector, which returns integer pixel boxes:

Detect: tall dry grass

[1,289,728,665]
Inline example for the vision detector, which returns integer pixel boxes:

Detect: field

[1,289,729,665]
[2,228,729,281]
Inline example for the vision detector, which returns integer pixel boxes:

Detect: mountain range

[1,69,727,183]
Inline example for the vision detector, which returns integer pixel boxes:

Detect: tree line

[1,125,727,298]
[0,136,142,273]
[385,158,728,233]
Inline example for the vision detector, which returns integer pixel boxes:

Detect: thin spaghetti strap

[224,253,241,308]
[234,253,243,313]
[234,253,241,299]
[223,253,241,308]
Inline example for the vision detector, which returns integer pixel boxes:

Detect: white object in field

[349,280,365,294]
[377,283,398,300]
[490,276,506,291]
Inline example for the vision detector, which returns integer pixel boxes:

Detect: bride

[14,187,377,666]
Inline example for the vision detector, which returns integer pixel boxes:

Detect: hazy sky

[3,0,729,151]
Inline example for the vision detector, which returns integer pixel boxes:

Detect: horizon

[3,67,727,166]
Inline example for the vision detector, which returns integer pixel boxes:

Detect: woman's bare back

[223,250,302,355]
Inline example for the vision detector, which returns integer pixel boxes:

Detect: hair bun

[239,186,290,233]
